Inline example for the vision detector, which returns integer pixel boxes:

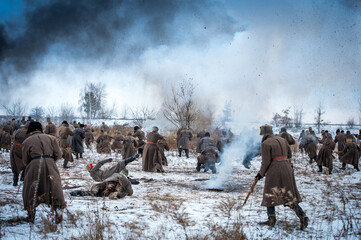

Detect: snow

[0,144,360,239]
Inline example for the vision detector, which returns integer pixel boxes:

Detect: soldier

[122,132,138,159]
[142,126,165,172]
[317,133,336,174]
[196,132,218,172]
[10,123,30,186]
[256,124,308,230]
[22,122,65,223]
[133,126,145,156]
[1,121,13,152]
[70,171,133,199]
[340,138,360,171]
[100,122,110,133]
[158,137,169,166]
[278,127,295,145]
[334,129,346,159]
[308,126,315,136]
[84,125,94,149]
[72,124,85,159]
[87,155,139,182]
[216,129,231,153]
[196,129,207,139]
[57,121,74,168]
[96,130,111,154]
[298,130,306,154]
[111,131,124,154]
[44,118,57,136]
[177,126,193,158]
[304,132,318,163]
[345,130,356,142]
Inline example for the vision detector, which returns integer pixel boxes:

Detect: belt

[31,155,54,160]
[272,155,287,161]
[12,142,23,147]
[58,137,67,139]
[147,141,157,145]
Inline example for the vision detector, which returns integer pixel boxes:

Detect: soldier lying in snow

[70,171,133,199]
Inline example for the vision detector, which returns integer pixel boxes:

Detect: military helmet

[260,124,273,135]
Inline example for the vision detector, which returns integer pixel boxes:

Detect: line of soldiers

[298,127,360,174]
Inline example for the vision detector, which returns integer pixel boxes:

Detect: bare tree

[120,105,130,119]
[30,106,44,121]
[346,117,355,129]
[60,103,75,122]
[79,82,106,119]
[280,107,292,128]
[293,106,304,129]
[46,106,57,120]
[162,79,199,128]
[314,103,325,134]
[98,102,116,119]
[1,100,27,119]
[359,97,361,125]
[130,106,157,128]
[272,112,281,127]
[220,100,233,128]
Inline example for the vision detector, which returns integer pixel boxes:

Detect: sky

[0,0,360,125]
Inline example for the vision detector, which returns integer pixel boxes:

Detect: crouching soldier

[340,138,360,171]
[87,154,140,184]
[70,171,133,199]
[196,146,219,173]
[256,124,308,230]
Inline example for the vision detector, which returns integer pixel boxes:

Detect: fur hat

[27,122,43,134]
[134,126,140,131]
[62,121,69,126]
[205,132,210,137]
[152,126,159,132]
[260,125,272,135]
[281,127,287,132]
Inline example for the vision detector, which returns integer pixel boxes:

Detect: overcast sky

[0,0,360,124]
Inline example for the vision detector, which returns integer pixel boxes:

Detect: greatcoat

[142,131,164,172]
[10,128,29,174]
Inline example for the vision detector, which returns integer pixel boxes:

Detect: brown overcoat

[142,131,164,172]
[304,134,317,159]
[57,124,74,162]
[340,142,360,166]
[334,133,346,152]
[89,159,126,182]
[259,134,302,207]
[177,129,193,149]
[133,129,145,150]
[157,138,169,165]
[111,134,124,151]
[10,128,29,174]
[22,131,65,212]
[279,131,296,145]
[44,122,57,136]
[122,135,137,159]
[96,134,111,154]
[317,137,335,169]
[90,173,133,199]
[196,136,216,153]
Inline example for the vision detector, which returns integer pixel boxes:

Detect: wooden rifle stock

[242,178,258,207]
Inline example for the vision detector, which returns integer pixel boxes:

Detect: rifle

[242,178,258,207]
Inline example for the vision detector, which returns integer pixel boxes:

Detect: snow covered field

[0,145,360,239]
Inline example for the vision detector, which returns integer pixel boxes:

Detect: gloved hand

[255,173,263,180]
[107,158,113,162]
[135,154,140,158]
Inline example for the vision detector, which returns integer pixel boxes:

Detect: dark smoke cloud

[0,0,236,87]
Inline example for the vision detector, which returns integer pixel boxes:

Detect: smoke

[205,128,260,189]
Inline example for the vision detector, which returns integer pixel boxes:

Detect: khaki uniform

[340,142,360,167]
[44,122,57,136]
[89,159,126,181]
[96,134,111,154]
[122,135,137,159]
[317,137,335,171]
[142,132,164,172]
[90,173,133,199]
[10,128,29,174]
[111,134,124,152]
[57,124,74,167]
[157,138,169,165]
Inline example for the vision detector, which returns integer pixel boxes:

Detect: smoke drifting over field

[0,0,360,123]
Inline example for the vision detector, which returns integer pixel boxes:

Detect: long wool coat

[122,135,137,159]
[133,129,145,150]
[89,159,126,182]
[317,137,336,169]
[142,131,164,172]
[279,131,296,145]
[177,129,193,149]
[44,122,57,136]
[22,131,65,212]
[72,128,85,154]
[157,138,169,164]
[10,128,29,174]
[96,134,111,154]
[111,134,124,151]
[196,136,216,153]
[334,133,346,152]
[305,134,317,159]
[57,124,74,162]
[259,134,302,207]
[340,142,360,166]
[90,173,133,199]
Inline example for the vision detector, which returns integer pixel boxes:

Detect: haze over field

[0,0,360,123]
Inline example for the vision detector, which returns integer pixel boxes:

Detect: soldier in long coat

[177,126,193,158]
[111,131,124,154]
[157,138,169,166]
[1,122,13,152]
[22,122,65,223]
[84,125,94,149]
[72,124,85,159]
[70,172,133,199]
[10,125,29,186]
[304,133,318,163]
[340,138,360,171]
[96,130,111,154]
[256,125,308,230]
[57,121,74,168]
[122,133,138,159]
[334,129,346,159]
[279,127,296,145]
[133,126,145,156]
[317,133,336,174]
[142,126,164,172]
[44,119,57,136]
[196,132,218,172]
[87,155,139,181]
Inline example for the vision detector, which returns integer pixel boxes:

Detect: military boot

[354,165,360,171]
[79,153,83,159]
[54,208,63,224]
[340,163,346,170]
[292,204,309,230]
[13,173,19,186]
[75,153,79,159]
[178,148,182,157]
[27,209,36,223]
[317,165,322,172]
[196,163,201,172]
[259,214,276,227]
